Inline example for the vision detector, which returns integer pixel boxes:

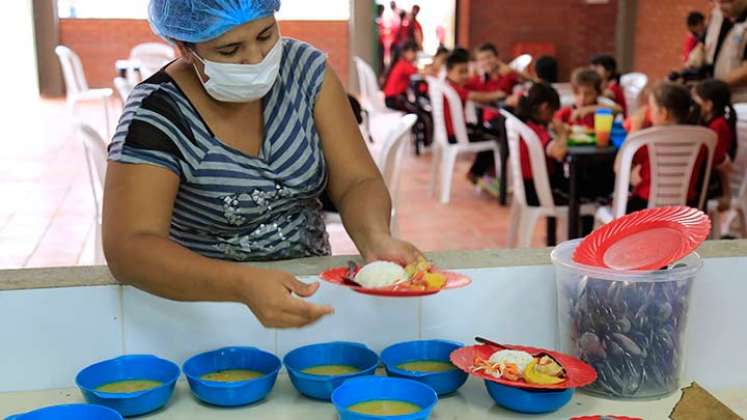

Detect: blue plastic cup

[484,381,574,414]
[75,354,180,417]
[182,346,281,407]
[283,341,378,401]
[332,376,438,420]
[380,340,468,396]
[5,404,123,420]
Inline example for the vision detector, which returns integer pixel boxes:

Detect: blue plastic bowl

[332,376,438,420]
[283,342,378,401]
[380,340,467,396]
[75,354,180,417]
[484,380,574,414]
[5,404,123,420]
[182,346,281,407]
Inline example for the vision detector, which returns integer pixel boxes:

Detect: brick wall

[464,0,618,81]
[58,18,349,89]
[632,0,712,81]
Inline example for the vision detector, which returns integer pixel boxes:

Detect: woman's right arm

[102,163,333,328]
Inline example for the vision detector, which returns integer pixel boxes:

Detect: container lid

[572,206,710,271]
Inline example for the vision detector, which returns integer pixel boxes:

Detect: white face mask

[192,38,283,103]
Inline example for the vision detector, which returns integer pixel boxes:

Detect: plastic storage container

[552,239,702,399]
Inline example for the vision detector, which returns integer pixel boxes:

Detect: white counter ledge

[2,375,745,419]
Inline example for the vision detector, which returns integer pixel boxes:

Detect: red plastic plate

[573,206,710,271]
[450,344,597,390]
[319,267,471,297]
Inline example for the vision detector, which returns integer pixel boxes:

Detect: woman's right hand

[239,269,334,328]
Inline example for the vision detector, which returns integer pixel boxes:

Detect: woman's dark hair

[477,42,498,56]
[571,68,603,93]
[687,11,705,27]
[534,55,559,84]
[651,81,699,125]
[446,47,471,70]
[590,54,620,83]
[516,82,561,123]
[695,79,738,159]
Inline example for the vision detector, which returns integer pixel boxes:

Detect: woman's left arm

[314,66,421,264]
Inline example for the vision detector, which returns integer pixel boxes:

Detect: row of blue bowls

[6,340,573,419]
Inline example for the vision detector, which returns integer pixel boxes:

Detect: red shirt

[444,79,470,139]
[554,106,595,129]
[465,72,519,121]
[520,120,554,179]
[683,33,699,63]
[608,81,627,117]
[383,59,417,98]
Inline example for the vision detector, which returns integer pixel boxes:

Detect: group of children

[380,42,738,219]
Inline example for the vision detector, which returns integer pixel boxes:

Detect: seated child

[554,68,622,129]
[384,41,420,111]
[591,54,627,117]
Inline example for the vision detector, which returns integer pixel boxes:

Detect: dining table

[565,144,617,239]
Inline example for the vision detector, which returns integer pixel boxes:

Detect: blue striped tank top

[108,38,331,261]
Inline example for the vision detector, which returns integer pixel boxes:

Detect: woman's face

[179,16,279,74]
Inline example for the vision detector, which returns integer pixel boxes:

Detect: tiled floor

[0,99,544,270]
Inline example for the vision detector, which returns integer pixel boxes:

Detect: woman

[103,0,420,329]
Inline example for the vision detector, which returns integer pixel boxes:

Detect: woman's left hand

[360,233,422,265]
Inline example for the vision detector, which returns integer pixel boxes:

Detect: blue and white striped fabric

[108,38,331,261]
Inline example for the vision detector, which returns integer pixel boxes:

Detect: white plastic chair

[113,77,134,105]
[508,54,533,73]
[354,56,399,116]
[595,126,717,225]
[502,111,597,248]
[76,123,108,264]
[55,45,113,137]
[428,79,501,204]
[128,42,175,83]
[552,83,575,107]
[708,104,747,238]
[620,72,648,115]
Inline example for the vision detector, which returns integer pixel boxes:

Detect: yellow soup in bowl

[200,369,264,382]
[96,380,162,393]
[396,360,456,373]
[301,365,360,376]
[348,400,421,415]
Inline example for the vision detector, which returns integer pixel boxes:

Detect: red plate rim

[449,344,597,390]
[319,267,471,297]
[573,206,710,270]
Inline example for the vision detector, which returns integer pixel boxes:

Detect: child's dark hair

[435,46,450,57]
[401,40,419,53]
[651,81,699,125]
[477,42,498,56]
[571,68,603,93]
[687,11,705,28]
[590,54,620,83]
[446,48,471,70]
[534,55,558,84]
[516,82,561,123]
[695,79,737,159]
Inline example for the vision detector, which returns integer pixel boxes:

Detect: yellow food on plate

[347,400,421,415]
[301,364,360,376]
[396,360,456,373]
[404,256,432,278]
[200,369,264,382]
[423,272,447,289]
[523,359,566,385]
[95,379,162,393]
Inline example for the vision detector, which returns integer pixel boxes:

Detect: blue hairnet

[149,0,281,44]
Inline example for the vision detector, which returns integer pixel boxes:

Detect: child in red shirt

[627,82,698,212]
[384,41,420,111]
[693,79,738,211]
[591,54,627,117]
[554,68,621,129]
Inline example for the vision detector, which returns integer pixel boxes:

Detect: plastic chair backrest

[553,83,574,107]
[378,114,417,208]
[354,57,386,113]
[508,54,532,73]
[129,42,175,81]
[428,79,470,146]
[55,45,88,96]
[730,105,747,201]
[620,72,648,112]
[502,110,556,208]
[611,125,717,218]
[113,77,133,104]
[77,123,108,221]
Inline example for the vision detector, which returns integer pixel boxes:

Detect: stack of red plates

[572,206,710,271]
